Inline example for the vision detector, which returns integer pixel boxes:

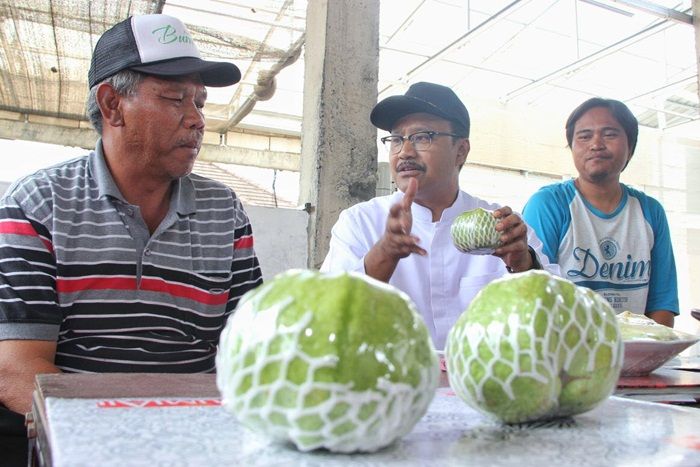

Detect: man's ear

[456,138,470,167]
[96,83,125,128]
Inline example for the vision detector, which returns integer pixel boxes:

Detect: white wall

[245,205,308,281]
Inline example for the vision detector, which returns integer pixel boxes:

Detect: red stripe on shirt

[140,278,229,305]
[57,277,137,294]
[234,235,253,249]
[0,220,54,254]
[56,276,229,306]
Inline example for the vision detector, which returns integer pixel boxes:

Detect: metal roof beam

[166,1,305,32]
[0,118,300,170]
[609,0,693,25]
[501,18,676,103]
[379,0,530,96]
[626,75,698,102]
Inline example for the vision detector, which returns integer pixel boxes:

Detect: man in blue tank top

[523,98,678,326]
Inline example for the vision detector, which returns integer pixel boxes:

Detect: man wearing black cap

[0,15,262,463]
[322,82,555,349]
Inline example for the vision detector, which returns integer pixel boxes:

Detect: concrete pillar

[299,0,380,268]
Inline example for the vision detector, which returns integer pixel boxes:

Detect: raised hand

[381,177,427,259]
[364,177,426,282]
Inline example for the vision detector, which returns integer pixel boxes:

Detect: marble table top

[41,386,700,466]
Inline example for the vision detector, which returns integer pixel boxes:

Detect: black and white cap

[88,14,241,88]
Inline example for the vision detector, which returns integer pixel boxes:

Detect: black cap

[88,14,241,88]
[370,82,470,137]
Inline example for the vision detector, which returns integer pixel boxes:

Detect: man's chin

[395,176,421,193]
[169,163,196,180]
[587,171,615,184]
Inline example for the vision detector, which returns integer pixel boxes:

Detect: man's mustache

[397,161,426,172]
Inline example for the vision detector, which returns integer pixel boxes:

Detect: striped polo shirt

[0,141,263,373]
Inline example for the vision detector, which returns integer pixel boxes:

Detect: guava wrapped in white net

[446,270,622,424]
[451,207,502,255]
[216,270,439,452]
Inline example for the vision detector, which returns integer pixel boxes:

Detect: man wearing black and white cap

[0,15,262,462]
[322,82,557,349]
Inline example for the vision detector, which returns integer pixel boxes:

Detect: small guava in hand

[216,269,439,453]
[446,270,622,424]
[451,207,501,255]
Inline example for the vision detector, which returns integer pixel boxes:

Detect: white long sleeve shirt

[321,190,558,349]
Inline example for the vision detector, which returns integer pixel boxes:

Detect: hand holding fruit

[451,206,532,272]
[492,206,532,272]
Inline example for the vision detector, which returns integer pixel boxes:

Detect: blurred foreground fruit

[216,270,439,452]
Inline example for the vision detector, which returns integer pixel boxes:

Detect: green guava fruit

[446,270,622,424]
[216,269,440,453]
[616,311,678,341]
[451,207,501,255]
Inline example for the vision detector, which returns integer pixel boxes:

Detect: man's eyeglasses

[380,131,462,154]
